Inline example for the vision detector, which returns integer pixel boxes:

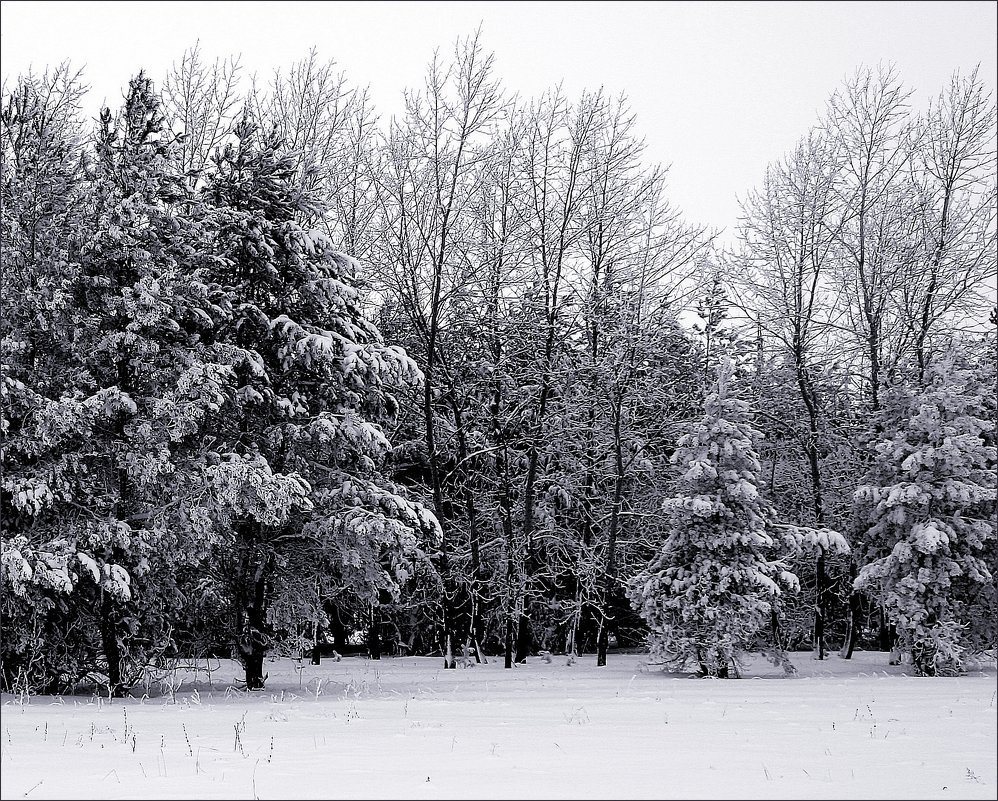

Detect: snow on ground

[1,650,995,800]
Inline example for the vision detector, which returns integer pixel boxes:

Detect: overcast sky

[2,0,995,245]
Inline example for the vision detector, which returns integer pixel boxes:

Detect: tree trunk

[497,441,516,670]
[695,646,709,677]
[422,290,455,670]
[814,547,826,660]
[515,598,531,663]
[244,649,265,690]
[237,540,271,690]
[596,625,609,668]
[467,588,485,664]
[310,614,321,665]
[794,346,829,662]
[240,600,268,689]
[328,608,348,654]
[504,615,514,670]
[566,578,583,660]
[879,608,901,664]
[878,605,893,651]
[596,394,625,668]
[517,443,541,664]
[498,447,517,670]
[839,560,862,659]
[453,401,486,665]
[310,597,322,664]
[99,594,125,698]
[240,618,268,690]
[368,603,381,661]
[867,315,881,413]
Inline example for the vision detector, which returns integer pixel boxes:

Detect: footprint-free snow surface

[1,650,995,800]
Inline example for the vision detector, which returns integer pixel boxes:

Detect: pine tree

[853,357,996,676]
[627,358,800,677]
[1,66,93,693]
[76,73,232,696]
[1,71,224,694]
[196,114,434,687]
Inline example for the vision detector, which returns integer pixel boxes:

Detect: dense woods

[2,36,995,694]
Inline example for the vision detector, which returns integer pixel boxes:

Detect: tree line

[2,35,994,693]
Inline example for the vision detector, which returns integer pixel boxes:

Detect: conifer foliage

[194,116,432,688]
[1,72,432,693]
[627,359,800,677]
[2,70,221,694]
[853,359,997,676]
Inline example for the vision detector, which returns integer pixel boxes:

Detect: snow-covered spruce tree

[626,358,801,677]
[853,357,996,676]
[196,115,435,688]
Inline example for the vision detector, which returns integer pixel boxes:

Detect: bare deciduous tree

[161,43,242,191]
[372,30,504,668]
[903,67,997,380]
[825,64,915,412]
[734,131,845,659]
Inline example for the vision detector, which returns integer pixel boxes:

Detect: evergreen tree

[627,358,800,677]
[1,71,224,694]
[694,269,740,381]
[853,356,996,676]
[1,65,93,693]
[196,115,434,687]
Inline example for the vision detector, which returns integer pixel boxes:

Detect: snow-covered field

[1,650,995,800]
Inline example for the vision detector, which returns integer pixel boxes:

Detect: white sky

[2,0,995,245]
